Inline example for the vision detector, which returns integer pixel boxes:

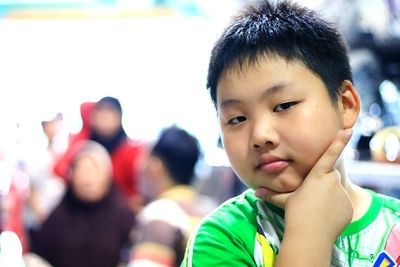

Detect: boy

[181,1,400,266]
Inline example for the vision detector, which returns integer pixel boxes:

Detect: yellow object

[370,126,400,163]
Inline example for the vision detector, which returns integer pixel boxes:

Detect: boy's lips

[256,154,290,173]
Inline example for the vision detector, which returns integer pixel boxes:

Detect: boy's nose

[251,121,279,150]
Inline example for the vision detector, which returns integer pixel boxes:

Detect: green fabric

[182,190,265,267]
[182,189,400,267]
[341,190,382,236]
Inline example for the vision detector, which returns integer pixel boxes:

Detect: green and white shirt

[182,189,400,267]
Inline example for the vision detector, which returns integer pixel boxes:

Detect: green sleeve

[181,191,266,267]
[181,217,257,267]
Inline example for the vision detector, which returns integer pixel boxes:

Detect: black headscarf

[89,96,127,154]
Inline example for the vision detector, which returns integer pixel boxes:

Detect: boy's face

[216,56,345,195]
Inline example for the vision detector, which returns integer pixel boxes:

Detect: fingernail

[342,128,353,138]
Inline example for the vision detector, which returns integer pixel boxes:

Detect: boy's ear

[338,80,361,129]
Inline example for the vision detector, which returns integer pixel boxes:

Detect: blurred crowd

[0,96,242,267]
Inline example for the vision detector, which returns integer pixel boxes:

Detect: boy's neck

[342,176,372,222]
[336,158,372,221]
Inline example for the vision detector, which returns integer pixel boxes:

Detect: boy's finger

[309,129,353,177]
[255,187,294,208]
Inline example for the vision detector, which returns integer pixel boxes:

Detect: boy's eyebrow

[264,81,293,96]
[218,99,241,110]
[218,81,293,110]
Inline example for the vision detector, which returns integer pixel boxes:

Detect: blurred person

[41,112,69,156]
[195,136,247,204]
[128,126,216,267]
[54,96,147,213]
[24,112,66,232]
[32,140,135,267]
[0,160,29,254]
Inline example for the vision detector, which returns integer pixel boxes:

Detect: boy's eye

[227,116,246,125]
[273,101,297,112]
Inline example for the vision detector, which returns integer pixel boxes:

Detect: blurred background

[0,0,399,266]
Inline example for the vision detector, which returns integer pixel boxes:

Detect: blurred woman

[32,140,135,267]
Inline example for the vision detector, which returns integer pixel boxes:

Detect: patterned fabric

[130,186,215,267]
[181,189,400,267]
[332,193,400,267]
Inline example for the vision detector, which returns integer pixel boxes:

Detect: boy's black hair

[151,125,201,185]
[207,0,352,107]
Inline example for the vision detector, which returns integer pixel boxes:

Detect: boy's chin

[256,180,301,193]
[254,186,297,201]
[254,187,295,208]
[255,186,296,195]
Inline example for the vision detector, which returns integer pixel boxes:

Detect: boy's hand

[258,129,354,242]
[273,129,354,266]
